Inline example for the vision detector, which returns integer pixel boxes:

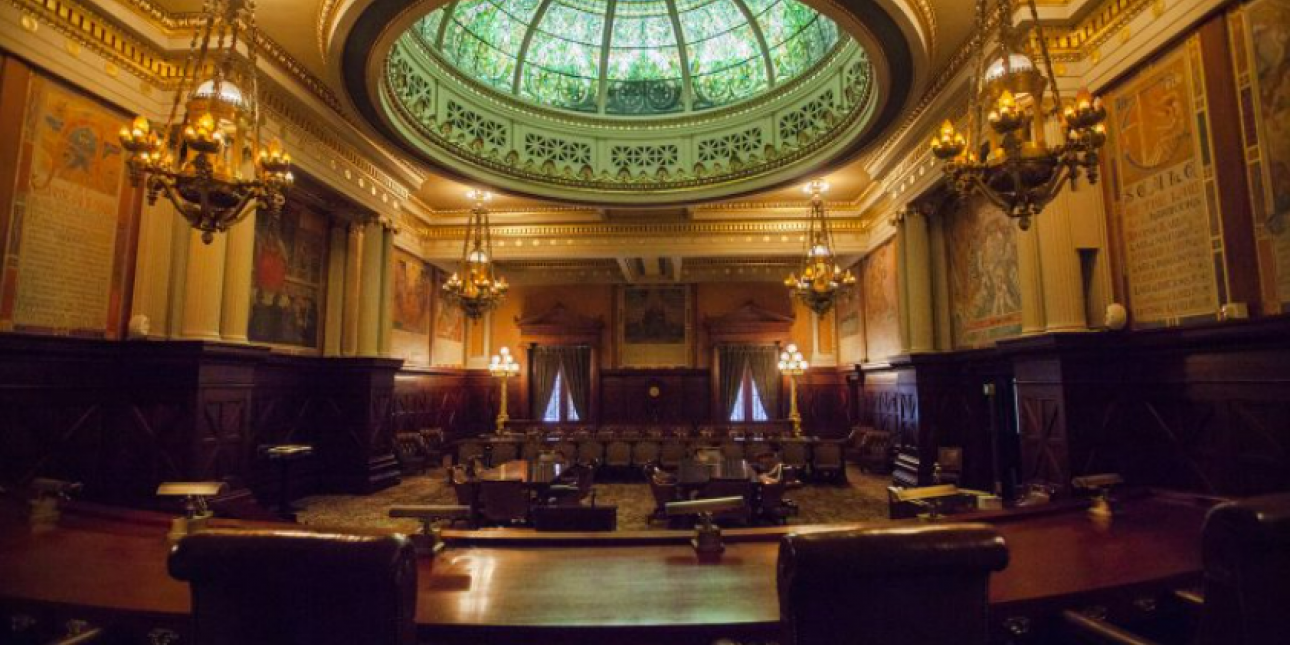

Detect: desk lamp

[666,496,746,557]
[156,482,227,541]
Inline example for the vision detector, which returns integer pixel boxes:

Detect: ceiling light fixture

[785,179,856,315]
[931,0,1106,230]
[443,189,509,319]
[119,0,292,244]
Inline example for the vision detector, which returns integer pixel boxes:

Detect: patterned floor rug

[297,465,893,533]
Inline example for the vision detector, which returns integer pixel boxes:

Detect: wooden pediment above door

[704,300,795,344]
[516,303,604,345]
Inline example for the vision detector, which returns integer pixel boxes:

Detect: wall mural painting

[835,266,862,364]
[431,268,465,367]
[619,285,691,367]
[248,204,328,349]
[946,195,1022,349]
[1236,0,1290,310]
[434,269,465,343]
[1105,39,1223,327]
[1,73,136,338]
[861,239,900,360]
[393,248,433,334]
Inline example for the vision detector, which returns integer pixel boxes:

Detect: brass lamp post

[779,343,808,437]
[489,346,520,433]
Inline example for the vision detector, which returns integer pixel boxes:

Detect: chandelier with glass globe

[930,0,1106,231]
[118,0,292,244]
[784,180,856,315]
[442,189,509,319]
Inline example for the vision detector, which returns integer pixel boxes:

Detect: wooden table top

[0,492,1213,640]
[675,458,756,486]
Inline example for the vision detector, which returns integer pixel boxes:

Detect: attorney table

[0,491,1214,645]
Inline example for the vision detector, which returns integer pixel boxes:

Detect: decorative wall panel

[431,268,465,366]
[391,247,432,365]
[946,194,1021,348]
[248,202,329,349]
[618,285,693,367]
[0,68,137,339]
[861,238,900,361]
[1104,37,1225,327]
[1231,0,1290,313]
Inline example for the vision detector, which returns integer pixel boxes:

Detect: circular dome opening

[415,0,843,116]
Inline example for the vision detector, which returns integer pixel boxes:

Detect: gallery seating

[169,530,418,645]
[777,524,1009,645]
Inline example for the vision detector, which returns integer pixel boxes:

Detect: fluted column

[904,206,934,353]
[378,226,395,357]
[130,199,178,338]
[341,223,364,356]
[892,212,911,354]
[180,230,228,341]
[357,221,384,356]
[1038,188,1088,332]
[219,211,256,343]
[1017,220,1046,335]
[323,222,347,356]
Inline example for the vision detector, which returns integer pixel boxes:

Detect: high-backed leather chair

[777,524,1008,645]
[1196,492,1290,645]
[169,530,418,645]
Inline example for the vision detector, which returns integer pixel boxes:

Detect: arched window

[729,363,770,422]
[541,368,581,422]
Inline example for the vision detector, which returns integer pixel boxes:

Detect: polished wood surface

[476,460,564,484]
[0,492,1213,644]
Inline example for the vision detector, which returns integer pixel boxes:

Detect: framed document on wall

[617,285,693,367]
[0,65,139,339]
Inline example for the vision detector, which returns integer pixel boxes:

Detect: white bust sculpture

[127,314,151,339]
[1104,303,1127,331]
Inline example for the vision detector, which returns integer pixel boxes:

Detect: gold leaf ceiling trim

[420,219,867,239]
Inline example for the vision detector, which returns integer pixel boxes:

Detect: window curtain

[746,345,780,419]
[530,347,562,420]
[559,345,592,420]
[718,345,751,419]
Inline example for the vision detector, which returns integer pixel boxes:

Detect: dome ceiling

[417,0,842,116]
[343,0,916,205]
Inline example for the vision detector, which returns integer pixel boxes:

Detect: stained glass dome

[412,0,843,115]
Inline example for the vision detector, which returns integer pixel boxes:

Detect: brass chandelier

[119,0,292,244]
[930,0,1106,231]
[784,180,856,315]
[442,190,509,319]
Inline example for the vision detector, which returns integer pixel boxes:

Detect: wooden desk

[476,459,564,485]
[0,492,1213,645]
[675,458,755,486]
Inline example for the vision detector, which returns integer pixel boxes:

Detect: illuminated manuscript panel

[1105,38,1225,327]
[861,238,899,361]
[0,71,137,338]
[947,195,1021,349]
[1231,0,1290,312]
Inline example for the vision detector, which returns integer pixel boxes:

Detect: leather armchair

[169,530,418,645]
[1062,492,1290,645]
[777,524,1008,645]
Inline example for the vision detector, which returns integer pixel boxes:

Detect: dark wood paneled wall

[856,317,1290,497]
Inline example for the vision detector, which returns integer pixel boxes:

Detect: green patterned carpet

[297,465,892,533]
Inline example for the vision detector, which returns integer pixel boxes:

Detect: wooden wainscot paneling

[999,316,1290,497]
[599,368,710,424]
[309,357,403,494]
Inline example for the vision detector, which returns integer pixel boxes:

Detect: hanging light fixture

[119,0,292,244]
[930,0,1106,231]
[442,189,509,319]
[785,179,856,315]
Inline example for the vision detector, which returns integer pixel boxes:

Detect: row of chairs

[503,423,795,440]
[459,437,848,481]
